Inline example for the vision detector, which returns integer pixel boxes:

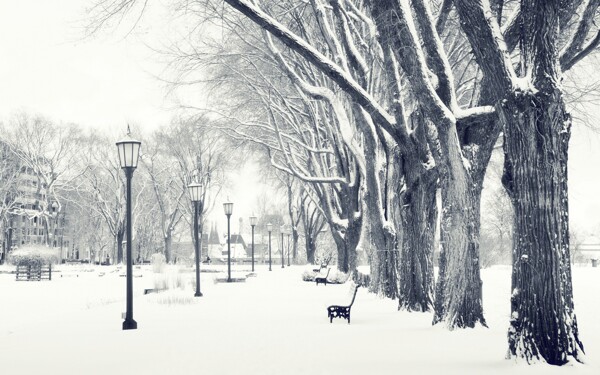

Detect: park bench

[312,263,328,273]
[327,284,360,324]
[315,268,331,286]
[16,264,52,281]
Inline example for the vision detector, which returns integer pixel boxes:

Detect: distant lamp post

[267,223,273,271]
[249,215,257,272]
[188,181,203,297]
[116,130,141,331]
[280,225,285,269]
[223,200,233,282]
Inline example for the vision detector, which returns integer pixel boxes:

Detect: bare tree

[1,112,84,246]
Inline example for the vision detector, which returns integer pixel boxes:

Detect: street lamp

[188,181,203,297]
[267,223,273,271]
[116,131,141,331]
[223,200,233,282]
[249,215,257,272]
[280,225,285,269]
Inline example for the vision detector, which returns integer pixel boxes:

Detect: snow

[0,264,598,374]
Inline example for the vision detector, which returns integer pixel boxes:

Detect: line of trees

[0,113,233,265]
[62,0,600,365]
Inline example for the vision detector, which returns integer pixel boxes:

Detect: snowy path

[0,265,598,374]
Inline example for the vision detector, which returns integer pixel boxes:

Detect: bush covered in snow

[151,253,166,273]
[153,270,187,291]
[7,245,60,267]
[301,266,349,284]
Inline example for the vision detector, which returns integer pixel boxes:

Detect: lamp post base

[194,291,203,297]
[122,319,137,330]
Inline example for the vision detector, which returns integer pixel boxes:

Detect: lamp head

[116,133,142,169]
[187,181,203,203]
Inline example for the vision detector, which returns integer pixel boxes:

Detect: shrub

[153,267,188,291]
[8,245,61,267]
[301,266,349,284]
[154,290,195,305]
[151,253,166,273]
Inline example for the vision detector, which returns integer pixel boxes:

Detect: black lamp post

[280,225,285,269]
[116,131,141,331]
[267,223,272,271]
[223,200,233,282]
[188,181,203,297]
[249,215,257,272]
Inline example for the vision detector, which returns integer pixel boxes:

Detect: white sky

[0,1,599,235]
[0,0,176,131]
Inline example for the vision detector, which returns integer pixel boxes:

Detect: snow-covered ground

[0,263,598,374]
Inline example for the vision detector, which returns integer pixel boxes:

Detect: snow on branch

[453,0,517,96]
[265,33,367,177]
[560,0,600,71]
[222,0,396,129]
[411,0,458,111]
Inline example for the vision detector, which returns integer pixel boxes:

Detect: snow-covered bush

[153,266,188,292]
[8,245,60,267]
[154,290,195,305]
[301,266,349,284]
[151,253,166,273]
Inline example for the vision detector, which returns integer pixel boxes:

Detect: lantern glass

[249,215,257,226]
[223,201,233,215]
[187,182,202,202]
[266,223,273,232]
[116,136,142,169]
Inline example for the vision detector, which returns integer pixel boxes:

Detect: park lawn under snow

[0,263,598,375]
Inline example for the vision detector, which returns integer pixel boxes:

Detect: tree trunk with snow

[331,216,361,273]
[306,235,317,264]
[116,226,125,264]
[164,234,173,264]
[501,88,583,364]
[398,161,437,311]
[356,111,399,299]
[433,125,486,328]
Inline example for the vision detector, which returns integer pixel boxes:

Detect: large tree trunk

[331,217,361,273]
[164,234,173,264]
[305,235,317,264]
[398,164,437,311]
[366,208,398,299]
[116,227,125,264]
[358,111,399,299]
[397,112,438,312]
[433,126,486,328]
[501,89,583,364]
[500,0,584,364]
[292,229,299,264]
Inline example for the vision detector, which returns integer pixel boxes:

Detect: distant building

[580,235,600,265]
[1,141,70,261]
[205,223,222,260]
[221,233,247,260]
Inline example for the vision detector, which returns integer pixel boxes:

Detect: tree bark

[398,161,437,311]
[164,234,173,264]
[433,125,486,328]
[397,111,438,312]
[331,216,361,273]
[501,89,584,364]
[116,227,125,264]
[306,235,317,264]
